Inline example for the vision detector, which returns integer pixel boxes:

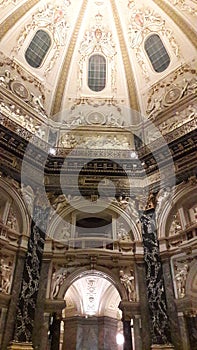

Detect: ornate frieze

[0,52,46,102]
[158,104,197,136]
[145,63,197,119]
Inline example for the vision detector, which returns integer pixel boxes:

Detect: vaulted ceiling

[0,0,196,120]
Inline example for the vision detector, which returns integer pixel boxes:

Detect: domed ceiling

[0,0,196,122]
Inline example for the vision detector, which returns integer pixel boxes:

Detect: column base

[151,345,174,350]
[7,342,34,350]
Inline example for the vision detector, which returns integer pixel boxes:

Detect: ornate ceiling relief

[0,0,20,6]
[78,11,117,95]
[145,62,197,120]
[11,1,71,75]
[127,7,180,81]
[168,0,197,17]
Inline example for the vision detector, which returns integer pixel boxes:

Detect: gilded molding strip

[110,0,140,111]
[51,0,88,116]
[0,0,39,40]
[153,0,197,49]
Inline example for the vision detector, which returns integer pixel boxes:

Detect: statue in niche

[0,258,12,294]
[117,196,139,222]
[60,221,71,240]
[50,194,70,214]
[117,222,131,241]
[156,187,171,216]
[50,269,67,299]
[21,184,35,216]
[169,214,182,235]
[174,263,189,298]
[119,269,135,301]
[6,208,18,231]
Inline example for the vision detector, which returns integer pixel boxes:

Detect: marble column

[32,261,51,350]
[177,313,190,350]
[119,301,134,350]
[140,208,174,350]
[162,260,183,350]
[133,316,142,350]
[185,314,197,350]
[50,313,61,350]
[122,320,132,350]
[2,255,25,350]
[8,200,50,350]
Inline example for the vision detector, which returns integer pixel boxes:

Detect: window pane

[25,30,51,68]
[88,54,106,92]
[145,34,170,73]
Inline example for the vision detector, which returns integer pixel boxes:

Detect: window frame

[87,53,107,92]
[144,33,170,73]
[25,29,52,68]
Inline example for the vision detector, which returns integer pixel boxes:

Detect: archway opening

[60,272,123,350]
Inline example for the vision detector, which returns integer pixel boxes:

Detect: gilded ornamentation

[128,8,180,80]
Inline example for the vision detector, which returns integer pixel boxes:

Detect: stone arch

[47,198,141,242]
[0,177,30,235]
[56,266,127,302]
[157,182,197,238]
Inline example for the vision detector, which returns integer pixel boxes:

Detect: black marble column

[50,313,61,350]
[162,260,183,350]
[13,202,50,343]
[185,315,197,350]
[123,320,132,350]
[140,208,172,345]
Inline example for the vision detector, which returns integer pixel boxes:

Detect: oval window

[88,54,106,92]
[25,30,51,68]
[145,34,170,73]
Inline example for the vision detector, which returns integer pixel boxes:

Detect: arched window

[144,34,170,73]
[25,30,51,68]
[88,54,106,92]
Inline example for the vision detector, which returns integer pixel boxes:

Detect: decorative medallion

[86,112,106,125]
[164,86,182,105]
[10,81,30,101]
